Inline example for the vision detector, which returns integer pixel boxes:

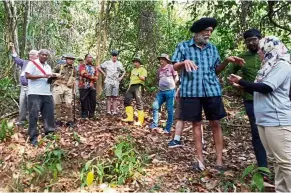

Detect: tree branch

[267,1,291,33]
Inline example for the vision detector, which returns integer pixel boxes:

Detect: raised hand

[227,56,245,66]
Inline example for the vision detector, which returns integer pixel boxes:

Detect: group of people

[11,17,291,192]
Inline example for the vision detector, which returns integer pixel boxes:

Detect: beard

[195,34,210,45]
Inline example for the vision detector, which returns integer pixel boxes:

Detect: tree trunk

[3,0,20,82]
[96,0,105,98]
[20,0,30,58]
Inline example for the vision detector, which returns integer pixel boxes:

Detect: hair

[84,54,90,60]
[38,49,50,56]
[243,29,262,39]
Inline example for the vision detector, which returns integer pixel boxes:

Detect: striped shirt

[172,38,221,97]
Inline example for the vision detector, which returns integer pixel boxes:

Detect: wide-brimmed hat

[63,53,76,59]
[190,17,217,33]
[157,53,171,63]
[132,57,142,64]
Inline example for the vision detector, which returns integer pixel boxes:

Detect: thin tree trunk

[20,0,30,58]
[3,0,20,82]
[96,0,105,98]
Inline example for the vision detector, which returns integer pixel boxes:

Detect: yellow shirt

[130,66,147,85]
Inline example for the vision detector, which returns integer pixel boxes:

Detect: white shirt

[25,59,52,95]
[100,60,124,86]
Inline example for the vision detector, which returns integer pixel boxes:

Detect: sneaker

[107,111,112,115]
[112,112,118,115]
[149,123,158,129]
[15,121,25,126]
[168,139,182,148]
[66,121,75,128]
[30,138,38,146]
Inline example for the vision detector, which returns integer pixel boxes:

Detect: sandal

[214,165,227,172]
[192,160,205,171]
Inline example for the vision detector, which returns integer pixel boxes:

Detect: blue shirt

[172,38,221,97]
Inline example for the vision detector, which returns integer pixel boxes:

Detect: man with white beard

[171,17,245,171]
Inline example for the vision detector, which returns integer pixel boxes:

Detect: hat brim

[157,57,171,62]
[65,57,76,60]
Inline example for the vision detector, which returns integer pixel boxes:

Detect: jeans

[244,100,267,167]
[152,89,175,132]
[79,88,97,118]
[28,95,55,140]
[18,86,28,123]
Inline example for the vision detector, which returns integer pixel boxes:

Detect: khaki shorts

[104,83,119,97]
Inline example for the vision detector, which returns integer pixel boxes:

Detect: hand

[90,76,98,81]
[226,56,245,66]
[184,60,198,72]
[43,74,51,78]
[175,88,180,100]
[118,77,123,82]
[227,74,242,84]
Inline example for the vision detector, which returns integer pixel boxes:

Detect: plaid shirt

[172,38,221,97]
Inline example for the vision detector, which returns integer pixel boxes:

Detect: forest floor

[0,93,275,192]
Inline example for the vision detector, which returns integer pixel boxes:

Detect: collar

[188,38,211,49]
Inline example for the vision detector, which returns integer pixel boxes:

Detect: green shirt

[225,51,261,100]
[130,66,147,85]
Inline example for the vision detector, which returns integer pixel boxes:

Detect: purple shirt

[158,64,177,91]
[12,54,29,86]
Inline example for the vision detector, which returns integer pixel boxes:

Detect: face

[244,36,259,53]
[29,54,38,61]
[159,58,167,66]
[195,27,213,45]
[39,53,48,63]
[112,55,117,62]
[66,58,74,65]
[86,55,93,64]
[257,49,264,61]
[133,61,140,68]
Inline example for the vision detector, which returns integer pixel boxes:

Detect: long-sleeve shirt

[12,53,29,86]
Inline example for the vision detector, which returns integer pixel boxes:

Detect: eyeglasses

[244,37,259,45]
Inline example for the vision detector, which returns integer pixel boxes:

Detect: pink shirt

[158,64,177,91]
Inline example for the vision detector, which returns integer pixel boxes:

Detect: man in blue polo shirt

[171,17,245,171]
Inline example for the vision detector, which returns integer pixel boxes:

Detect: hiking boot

[168,139,182,148]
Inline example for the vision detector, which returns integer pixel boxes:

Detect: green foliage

[41,145,65,180]
[80,135,148,187]
[241,164,271,192]
[0,119,14,141]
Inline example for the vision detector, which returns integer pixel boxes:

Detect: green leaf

[252,173,264,191]
[258,167,271,174]
[56,163,62,171]
[242,164,255,179]
[115,147,122,159]
[33,167,42,175]
[85,160,92,171]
